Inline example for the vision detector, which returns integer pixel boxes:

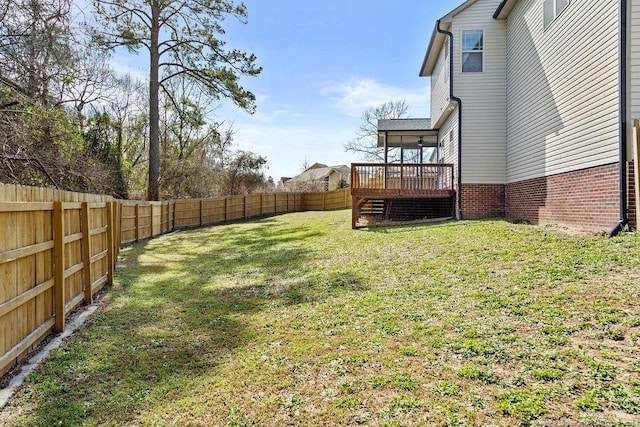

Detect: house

[285,163,350,192]
[415,0,637,232]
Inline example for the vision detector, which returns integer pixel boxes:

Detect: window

[448,130,454,155]
[543,0,569,29]
[438,139,445,163]
[461,30,483,73]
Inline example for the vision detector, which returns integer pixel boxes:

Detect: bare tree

[103,74,149,193]
[299,157,310,173]
[63,45,115,127]
[219,150,267,195]
[92,0,261,200]
[344,99,410,162]
[0,0,75,105]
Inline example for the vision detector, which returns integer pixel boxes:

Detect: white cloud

[321,77,430,118]
[251,105,302,123]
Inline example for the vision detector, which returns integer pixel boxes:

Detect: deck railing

[351,163,454,193]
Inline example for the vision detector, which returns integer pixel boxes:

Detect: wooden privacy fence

[0,185,351,375]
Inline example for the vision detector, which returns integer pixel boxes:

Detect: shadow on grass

[14,217,367,425]
[364,218,534,234]
[364,219,456,233]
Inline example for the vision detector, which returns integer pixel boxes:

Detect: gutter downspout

[436,20,463,220]
[609,0,629,237]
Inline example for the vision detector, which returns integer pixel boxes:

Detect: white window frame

[448,130,454,156]
[543,0,570,29]
[461,29,484,73]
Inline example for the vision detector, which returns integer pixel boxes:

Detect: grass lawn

[2,210,640,426]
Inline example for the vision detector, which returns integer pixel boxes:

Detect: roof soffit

[494,0,519,19]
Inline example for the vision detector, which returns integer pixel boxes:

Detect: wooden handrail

[351,163,454,191]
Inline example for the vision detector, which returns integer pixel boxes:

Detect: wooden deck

[351,163,456,228]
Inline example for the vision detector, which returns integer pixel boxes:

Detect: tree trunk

[147,1,160,201]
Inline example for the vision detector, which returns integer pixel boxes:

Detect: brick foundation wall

[460,184,505,219]
[628,161,637,229]
[505,163,626,232]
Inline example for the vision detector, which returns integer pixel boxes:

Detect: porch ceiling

[377,131,439,148]
[377,118,438,148]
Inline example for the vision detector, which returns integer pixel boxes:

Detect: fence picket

[81,203,92,304]
[0,185,351,375]
[53,202,65,333]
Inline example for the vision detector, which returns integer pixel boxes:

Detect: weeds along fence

[0,184,352,376]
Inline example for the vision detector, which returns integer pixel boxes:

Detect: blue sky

[115,0,463,181]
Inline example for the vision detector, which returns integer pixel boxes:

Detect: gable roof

[419,0,481,77]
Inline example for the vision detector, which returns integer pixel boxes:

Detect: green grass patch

[530,367,565,381]
[457,364,498,384]
[1,211,639,426]
[497,388,549,422]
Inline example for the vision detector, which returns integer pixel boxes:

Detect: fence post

[243,195,247,219]
[117,201,123,250]
[81,202,93,303]
[134,204,140,242]
[150,203,155,237]
[53,201,66,332]
[106,201,115,285]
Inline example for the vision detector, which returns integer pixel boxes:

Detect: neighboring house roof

[307,162,328,170]
[419,0,481,77]
[287,165,350,184]
[332,165,351,175]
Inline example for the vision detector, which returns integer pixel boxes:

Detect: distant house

[285,163,350,192]
[415,0,638,232]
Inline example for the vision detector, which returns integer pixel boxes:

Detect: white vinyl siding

[430,41,451,127]
[438,111,460,186]
[504,0,619,183]
[440,113,458,164]
[630,0,640,151]
[452,0,507,184]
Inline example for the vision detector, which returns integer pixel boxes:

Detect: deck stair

[360,199,385,216]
